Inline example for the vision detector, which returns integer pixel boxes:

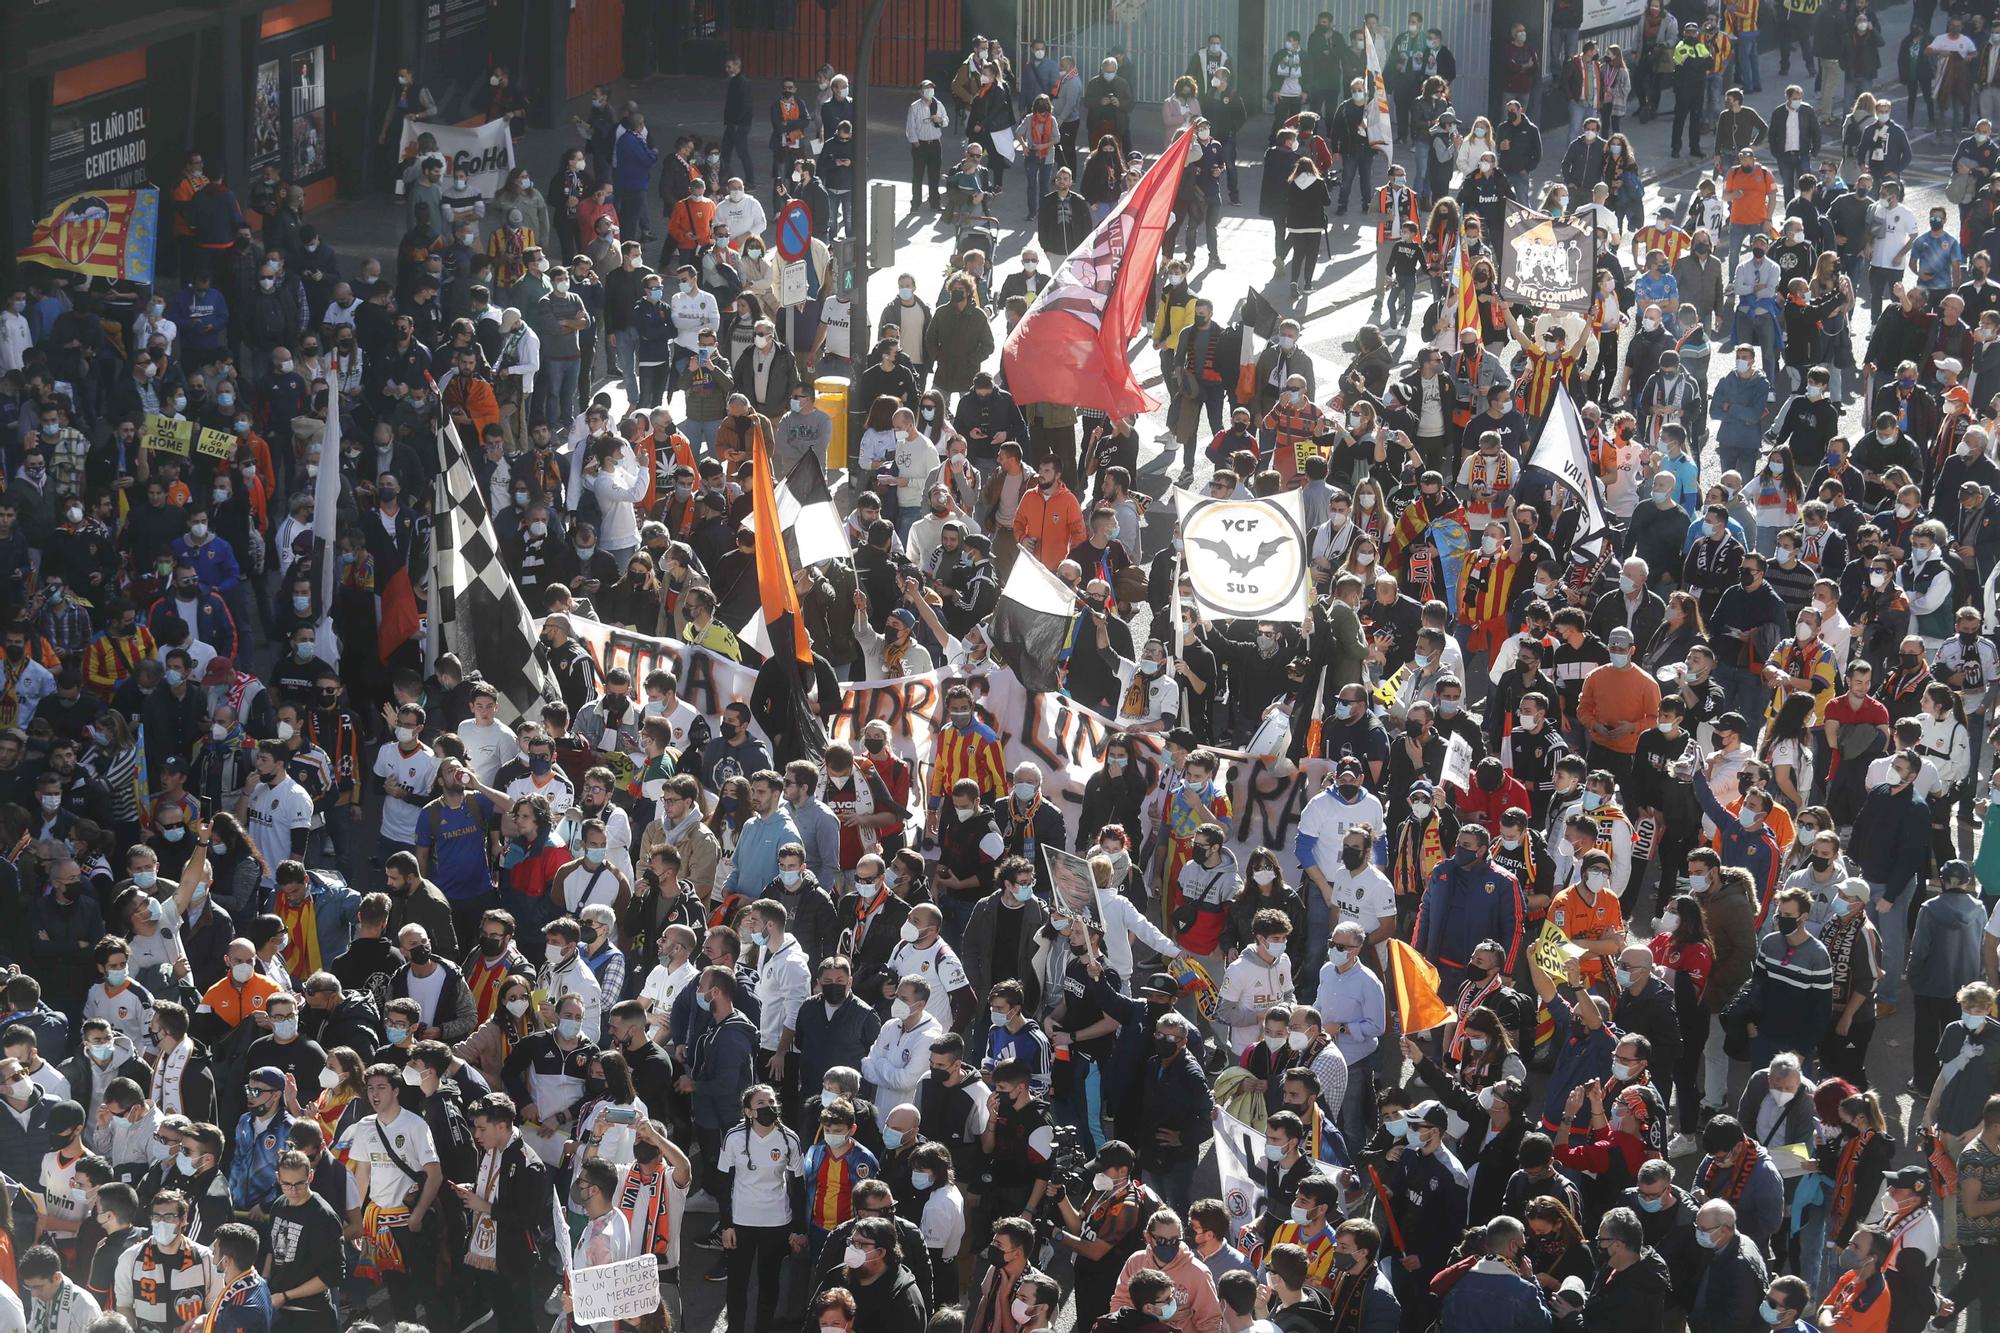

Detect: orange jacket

[1012,481,1086,569]
[444,373,502,441]
[668,197,717,252]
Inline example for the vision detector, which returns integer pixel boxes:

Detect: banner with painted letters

[556,616,1330,879]
[397,117,517,200]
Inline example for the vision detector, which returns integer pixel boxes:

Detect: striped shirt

[116,1239,219,1333]
[926,719,1008,807]
[802,1140,878,1233]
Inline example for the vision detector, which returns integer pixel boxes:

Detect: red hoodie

[1452,772,1532,831]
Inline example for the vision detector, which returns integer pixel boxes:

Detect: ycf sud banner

[397,117,517,200]
[1497,206,1597,314]
[559,617,1331,880]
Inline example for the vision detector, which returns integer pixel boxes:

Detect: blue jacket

[1689,1231,1769,1333]
[1908,890,1987,999]
[283,874,362,969]
[167,286,231,353]
[1540,988,1616,1128]
[206,1275,274,1333]
[1413,858,1525,978]
[1854,784,1932,895]
[1708,369,1771,450]
[171,533,242,594]
[1693,772,1782,916]
[727,808,803,895]
[613,130,661,195]
[147,589,238,658]
[1439,1260,1552,1333]
[1693,1142,1787,1247]
[229,1108,295,1211]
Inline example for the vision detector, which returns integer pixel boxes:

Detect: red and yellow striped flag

[1455,242,1478,338]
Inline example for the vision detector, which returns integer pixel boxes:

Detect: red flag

[1001,129,1197,418]
[377,566,420,665]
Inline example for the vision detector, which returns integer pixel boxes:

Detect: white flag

[1211,1105,1266,1242]
[1528,384,1611,556]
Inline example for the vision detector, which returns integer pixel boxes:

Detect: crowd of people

[16,3,2000,1333]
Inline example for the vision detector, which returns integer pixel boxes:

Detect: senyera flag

[1001,128,1197,418]
[16,188,159,286]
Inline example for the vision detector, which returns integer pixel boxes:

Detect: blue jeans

[1022,154,1053,217]
[614,332,641,405]
[1723,221,1763,276]
[1868,882,1911,1006]
[1336,151,1374,211]
[683,418,719,453]
[1569,99,1593,144]
[1715,662,1769,723]
[541,357,580,428]
[1733,31,1763,91]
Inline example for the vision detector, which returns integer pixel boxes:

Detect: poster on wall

[421,0,495,121]
[43,83,149,214]
[251,62,282,174]
[289,46,329,183]
[250,33,333,189]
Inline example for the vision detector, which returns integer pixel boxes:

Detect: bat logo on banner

[1189,534,1288,577]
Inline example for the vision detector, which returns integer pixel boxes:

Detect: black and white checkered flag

[432,422,555,723]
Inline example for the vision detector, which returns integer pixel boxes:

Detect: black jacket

[808,1219,935,1314]
[1584,1247,1675,1333]
[1137,1047,1213,1169]
[1610,975,1682,1077]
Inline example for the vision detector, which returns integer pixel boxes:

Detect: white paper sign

[1439,733,1473,793]
[780,259,809,306]
[570,1255,661,1325]
[990,127,1018,162]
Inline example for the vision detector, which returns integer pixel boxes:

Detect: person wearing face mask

[225,1066,297,1219]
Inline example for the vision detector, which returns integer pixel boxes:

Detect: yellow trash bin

[816,375,851,470]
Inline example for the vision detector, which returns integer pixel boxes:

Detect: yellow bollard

[816,375,851,470]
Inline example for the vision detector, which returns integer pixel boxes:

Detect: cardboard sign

[569,1255,661,1325]
[142,414,191,456]
[195,427,236,459]
[1527,920,1587,978]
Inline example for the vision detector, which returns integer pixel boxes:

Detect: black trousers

[725,1223,793,1333]
[382,1218,438,1323]
[911,141,943,205]
[477,1266,540,1333]
[1944,1242,2000,1333]
[1671,94,1704,154]
[1915,994,1957,1093]
[1819,1013,1875,1090]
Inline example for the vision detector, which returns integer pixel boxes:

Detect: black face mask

[753,1105,778,1127]
[821,984,849,1006]
[478,937,507,958]
[1341,844,1366,870]
[1153,1035,1180,1059]
[633,1142,661,1165]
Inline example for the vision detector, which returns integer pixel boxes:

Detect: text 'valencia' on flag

[989,551,1078,694]
[1000,128,1196,418]
[431,421,557,723]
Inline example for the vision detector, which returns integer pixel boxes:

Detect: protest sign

[1498,206,1596,313]
[569,1255,660,1325]
[1439,734,1473,793]
[194,427,235,459]
[1044,846,1099,923]
[397,117,517,199]
[1527,921,1586,978]
[142,414,191,456]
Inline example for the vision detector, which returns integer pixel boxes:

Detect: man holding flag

[1412,823,1525,999]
